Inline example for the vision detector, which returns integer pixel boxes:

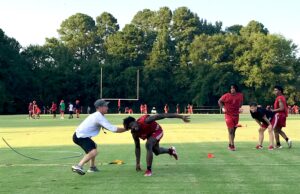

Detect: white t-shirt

[69,104,74,111]
[75,111,117,138]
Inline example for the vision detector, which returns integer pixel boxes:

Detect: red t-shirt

[274,95,288,116]
[51,104,57,111]
[135,115,162,140]
[220,92,243,116]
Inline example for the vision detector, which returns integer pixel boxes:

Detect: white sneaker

[287,140,292,148]
[169,146,178,160]
[72,165,85,175]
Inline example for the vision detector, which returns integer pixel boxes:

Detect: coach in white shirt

[72,99,128,175]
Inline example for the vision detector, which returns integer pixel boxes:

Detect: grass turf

[1,114,300,194]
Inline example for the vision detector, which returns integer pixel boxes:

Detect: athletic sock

[285,138,289,142]
[229,144,232,147]
[277,142,281,146]
[147,166,151,171]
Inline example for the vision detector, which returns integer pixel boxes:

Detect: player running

[272,86,292,148]
[123,113,190,177]
[249,103,275,150]
[218,84,244,151]
[71,99,128,175]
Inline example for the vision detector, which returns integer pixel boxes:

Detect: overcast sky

[0,0,299,53]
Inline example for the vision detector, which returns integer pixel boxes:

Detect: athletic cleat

[268,145,274,150]
[87,166,100,173]
[72,165,85,175]
[169,146,178,160]
[276,145,283,149]
[228,145,236,151]
[256,145,263,149]
[231,145,236,151]
[287,140,292,148]
[144,170,152,177]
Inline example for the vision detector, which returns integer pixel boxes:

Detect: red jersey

[51,103,57,111]
[274,95,288,116]
[135,115,162,140]
[220,92,243,116]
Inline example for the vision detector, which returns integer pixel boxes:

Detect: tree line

[0,6,299,114]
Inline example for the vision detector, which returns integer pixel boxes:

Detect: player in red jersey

[51,102,57,118]
[75,100,81,118]
[272,85,292,148]
[218,84,244,151]
[164,104,169,113]
[123,113,190,177]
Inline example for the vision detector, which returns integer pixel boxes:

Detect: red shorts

[225,114,239,129]
[76,109,80,114]
[261,116,276,129]
[151,129,163,141]
[273,113,286,128]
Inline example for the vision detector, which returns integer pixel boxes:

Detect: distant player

[68,102,74,119]
[72,99,128,175]
[75,100,80,118]
[59,100,65,119]
[32,100,38,119]
[144,104,148,114]
[28,102,33,119]
[35,105,41,119]
[249,103,275,150]
[164,104,169,113]
[176,104,180,114]
[272,86,292,148]
[123,113,190,177]
[51,102,57,118]
[218,84,244,151]
[140,104,144,114]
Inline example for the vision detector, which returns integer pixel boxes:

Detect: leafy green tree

[105,24,151,66]
[240,20,269,36]
[96,12,119,39]
[0,29,32,113]
[153,7,172,30]
[225,24,243,35]
[234,33,298,104]
[143,27,175,107]
[57,13,97,60]
[95,12,119,63]
[189,34,243,105]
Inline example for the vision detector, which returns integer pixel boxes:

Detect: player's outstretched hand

[136,164,142,171]
[182,115,190,123]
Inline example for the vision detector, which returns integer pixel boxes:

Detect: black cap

[94,99,109,108]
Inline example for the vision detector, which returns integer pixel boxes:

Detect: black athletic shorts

[72,133,97,153]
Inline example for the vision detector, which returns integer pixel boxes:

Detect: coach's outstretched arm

[145,113,190,123]
[100,118,129,133]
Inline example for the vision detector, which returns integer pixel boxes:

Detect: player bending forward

[123,113,190,177]
[250,103,275,150]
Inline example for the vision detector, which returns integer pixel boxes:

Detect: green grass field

[1,114,300,194]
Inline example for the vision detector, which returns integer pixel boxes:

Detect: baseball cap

[94,99,109,108]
